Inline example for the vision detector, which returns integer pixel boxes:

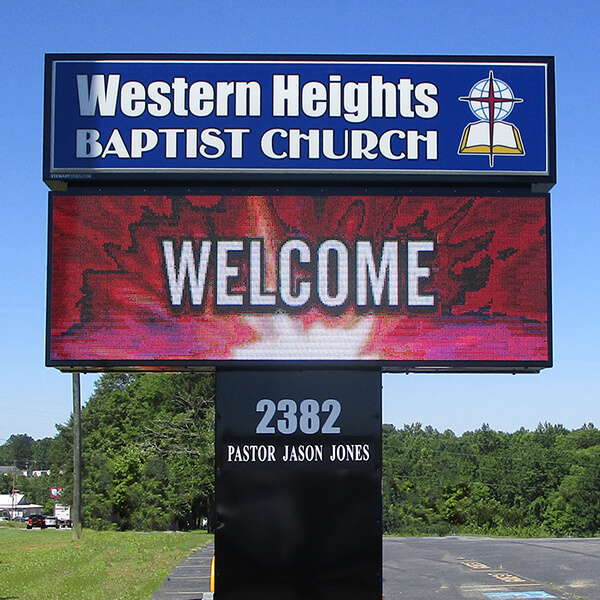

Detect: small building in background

[0,492,44,519]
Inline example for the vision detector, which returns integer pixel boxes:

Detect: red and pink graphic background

[48,193,550,369]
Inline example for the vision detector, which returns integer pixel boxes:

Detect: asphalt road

[152,536,600,600]
[384,536,600,600]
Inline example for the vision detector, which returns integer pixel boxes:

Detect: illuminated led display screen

[47,192,551,371]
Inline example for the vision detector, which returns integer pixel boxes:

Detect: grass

[0,526,213,600]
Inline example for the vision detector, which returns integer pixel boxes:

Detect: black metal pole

[72,372,82,539]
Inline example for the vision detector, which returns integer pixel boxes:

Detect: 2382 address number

[256,399,341,435]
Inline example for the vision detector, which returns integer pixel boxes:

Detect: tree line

[2,373,599,536]
[383,421,600,537]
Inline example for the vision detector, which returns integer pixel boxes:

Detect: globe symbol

[461,71,522,122]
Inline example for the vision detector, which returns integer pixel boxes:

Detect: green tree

[0,434,34,470]
[31,438,54,470]
[544,443,600,536]
[51,372,215,531]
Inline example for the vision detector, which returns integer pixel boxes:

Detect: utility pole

[11,472,15,519]
[72,373,82,540]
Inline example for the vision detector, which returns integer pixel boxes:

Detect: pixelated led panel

[47,193,550,370]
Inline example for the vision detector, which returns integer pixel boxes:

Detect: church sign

[44,54,555,600]
[46,191,551,372]
[44,55,555,189]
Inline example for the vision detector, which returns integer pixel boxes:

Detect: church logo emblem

[458,71,525,167]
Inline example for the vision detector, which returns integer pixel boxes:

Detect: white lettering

[216,241,244,306]
[343,82,369,123]
[130,129,158,158]
[317,240,349,307]
[415,82,439,118]
[329,444,371,462]
[224,128,250,159]
[172,77,189,116]
[261,128,288,159]
[75,73,437,122]
[322,129,349,159]
[288,129,320,159]
[188,81,214,117]
[235,81,261,116]
[199,128,226,159]
[302,82,328,117]
[351,130,379,160]
[120,81,146,117]
[280,239,311,307]
[216,81,235,116]
[100,129,129,158]
[371,75,398,118]
[147,81,172,117]
[398,78,415,118]
[249,240,276,306]
[227,445,277,462]
[158,129,184,158]
[272,74,300,116]
[161,237,436,311]
[76,129,102,158]
[282,444,324,462]
[261,128,437,162]
[407,130,438,160]
[407,240,435,306]
[77,74,120,116]
[379,130,406,160]
[356,241,399,306]
[162,239,212,306]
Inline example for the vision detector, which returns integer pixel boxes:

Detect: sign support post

[72,372,82,540]
[215,369,382,600]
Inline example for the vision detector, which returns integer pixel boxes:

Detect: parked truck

[53,503,72,528]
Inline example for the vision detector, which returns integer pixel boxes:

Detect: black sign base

[215,370,382,600]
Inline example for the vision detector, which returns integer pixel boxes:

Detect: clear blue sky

[1,0,599,443]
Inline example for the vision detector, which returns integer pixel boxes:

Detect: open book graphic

[459,121,525,155]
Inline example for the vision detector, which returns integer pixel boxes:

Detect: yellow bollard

[210,556,215,592]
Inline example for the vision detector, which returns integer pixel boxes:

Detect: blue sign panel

[44,55,555,188]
